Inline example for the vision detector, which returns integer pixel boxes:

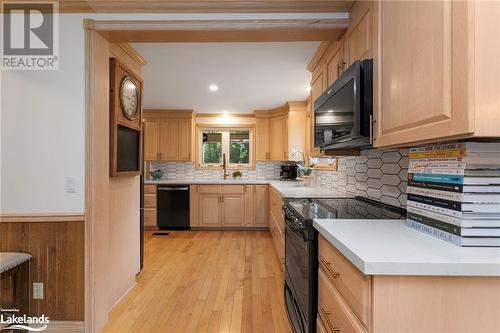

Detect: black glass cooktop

[286,196,406,221]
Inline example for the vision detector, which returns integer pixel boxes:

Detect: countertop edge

[313,219,500,277]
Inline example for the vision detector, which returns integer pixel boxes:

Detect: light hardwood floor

[101,230,291,333]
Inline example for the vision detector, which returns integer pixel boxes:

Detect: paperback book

[406,219,500,247]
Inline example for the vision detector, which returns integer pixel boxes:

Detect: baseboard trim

[0,213,85,223]
[45,321,84,333]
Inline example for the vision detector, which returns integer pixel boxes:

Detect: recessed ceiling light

[209,84,219,92]
[306,85,312,92]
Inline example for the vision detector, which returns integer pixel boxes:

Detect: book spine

[408,157,466,164]
[408,180,463,193]
[406,206,466,226]
[407,193,462,211]
[407,212,461,236]
[409,150,466,159]
[407,186,462,201]
[408,167,465,175]
[408,173,463,184]
[406,200,463,218]
[409,143,467,153]
[406,219,462,246]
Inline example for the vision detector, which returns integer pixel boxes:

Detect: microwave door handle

[369,115,373,145]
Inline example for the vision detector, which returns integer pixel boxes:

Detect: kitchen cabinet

[344,0,373,67]
[255,118,270,161]
[255,102,307,162]
[199,193,222,227]
[269,116,288,161]
[190,184,268,228]
[143,120,159,161]
[251,185,268,227]
[374,1,500,147]
[317,234,500,332]
[143,184,157,229]
[143,110,193,161]
[159,119,179,160]
[268,186,284,269]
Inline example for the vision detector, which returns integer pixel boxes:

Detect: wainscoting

[0,213,85,320]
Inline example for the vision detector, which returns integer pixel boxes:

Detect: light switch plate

[65,176,76,193]
[33,282,44,299]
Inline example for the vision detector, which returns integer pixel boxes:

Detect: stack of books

[406,142,500,247]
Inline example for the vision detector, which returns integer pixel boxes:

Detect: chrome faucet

[222,153,229,180]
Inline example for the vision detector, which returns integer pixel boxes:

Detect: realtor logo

[1,1,59,70]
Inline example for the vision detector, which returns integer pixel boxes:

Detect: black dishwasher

[157,185,190,230]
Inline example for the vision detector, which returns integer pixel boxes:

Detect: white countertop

[314,219,500,276]
[145,179,349,199]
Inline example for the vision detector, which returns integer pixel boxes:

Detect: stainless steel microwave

[313,59,373,151]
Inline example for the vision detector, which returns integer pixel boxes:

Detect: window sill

[196,164,256,170]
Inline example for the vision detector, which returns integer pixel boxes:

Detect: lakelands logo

[1,1,59,70]
[0,311,49,332]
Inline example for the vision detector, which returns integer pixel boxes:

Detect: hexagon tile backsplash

[313,148,409,208]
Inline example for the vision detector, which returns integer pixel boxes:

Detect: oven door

[285,220,312,333]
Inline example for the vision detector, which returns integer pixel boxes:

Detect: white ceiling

[132,42,320,113]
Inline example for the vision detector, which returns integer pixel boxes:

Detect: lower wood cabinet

[317,234,500,333]
[268,186,285,268]
[190,184,269,228]
[143,185,157,229]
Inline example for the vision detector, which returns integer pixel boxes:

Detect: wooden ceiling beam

[59,1,353,13]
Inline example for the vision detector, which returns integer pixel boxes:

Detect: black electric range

[283,196,406,333]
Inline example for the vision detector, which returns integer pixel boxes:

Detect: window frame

[195,124,256,169]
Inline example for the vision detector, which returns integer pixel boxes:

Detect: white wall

[1,14,86,213]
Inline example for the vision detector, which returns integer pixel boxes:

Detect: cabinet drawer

[198,185,221,194]
[318,268,367,333]
[319,235,371,328]
[221,185,245,194]
[144,194,156,208]
[144,209,157,227]
[144,184,157,194]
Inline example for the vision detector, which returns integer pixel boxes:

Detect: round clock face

[119,76,139,120]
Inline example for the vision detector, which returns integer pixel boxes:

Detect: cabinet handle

[221,195,224,203]
[320,308,341,333]
[320,258,340,278]
[283,152,287,160]
[337,63,342,77]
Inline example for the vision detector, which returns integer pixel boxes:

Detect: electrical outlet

[65,176,76,193]
[33,282,44,300]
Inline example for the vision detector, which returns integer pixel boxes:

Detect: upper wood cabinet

[144,120,160,161]
[255,102,307,162]
[255,117,270,161]
[374,0,500,147]
[143,110,193,161]
[344,0,373,67]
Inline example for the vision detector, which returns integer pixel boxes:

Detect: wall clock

[119,76,139,120]
[109,58,143,177]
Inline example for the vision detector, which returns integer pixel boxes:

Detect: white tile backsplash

[313,148,409,207]
[149,148,409,208]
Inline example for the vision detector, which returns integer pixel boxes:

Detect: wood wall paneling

[0,220,85,320]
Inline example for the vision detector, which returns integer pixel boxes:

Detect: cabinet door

[326,43,343,86]
[159,119,179,160]
[144,120,160,161]
[310,71,325,157]
[221,194,245,227]
[255,118,269,161]
[269,116,288,161]
[252,185,268,227]
[199,193,221,227]
[345,2,372,66]
[178,118,192,161]
[375,1,471,147]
